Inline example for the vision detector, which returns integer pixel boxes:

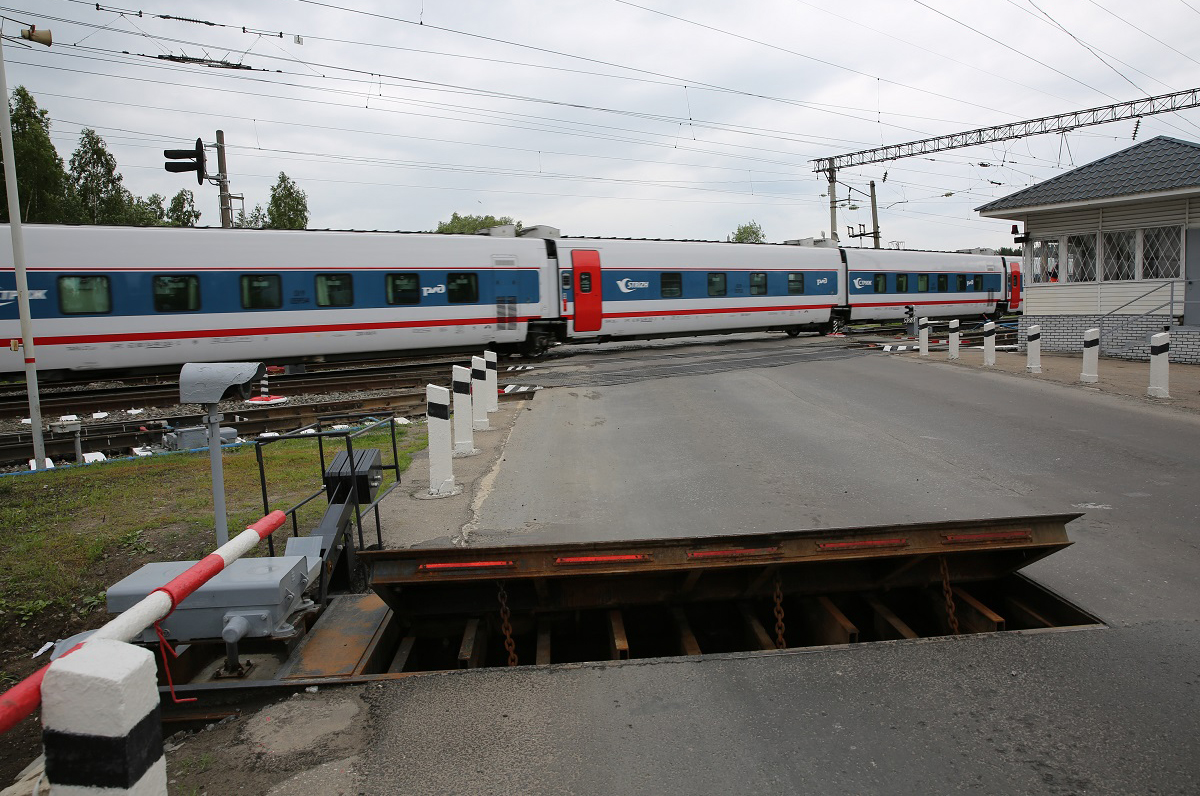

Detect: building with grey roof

[976,136,1199,362]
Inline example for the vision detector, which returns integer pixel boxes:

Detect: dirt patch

[163,690,368,796]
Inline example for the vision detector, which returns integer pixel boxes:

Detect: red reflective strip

[24,358,34,364]
[35,316,537,347]
[816,538,908,551]
[687,546,780,559]
[418,560,514,570]
[942,530,1031,544]
[554,554,649,565]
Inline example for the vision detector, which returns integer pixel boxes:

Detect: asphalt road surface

[364,341,1200,795]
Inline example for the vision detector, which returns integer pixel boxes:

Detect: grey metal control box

[107,556,310,644]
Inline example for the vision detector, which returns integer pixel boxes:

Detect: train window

[787,273,805,294]
[240,274,282,309]
[896,274,909,292]
[708,273,727,297]
[58,275,111,314]
[937,274,948,292]
[316,274,354,307]
[956,274,967,291]
[974,275,984,292]
[152,275,199,312]
[579,272,593,293]
[386,273,421,305]
[561,272,571,290]
[661,272,682,298]
[917,274,929,292]
[749,272,768,295]
[873,273,887,293]
[447,272,479,303]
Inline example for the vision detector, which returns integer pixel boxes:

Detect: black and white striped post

[1026,324,1042,374]
[1148,332,1170,398]
[983,321,996,367]
[471,356,490,431]
[948,319,960,360]
[42,639,166,794]
[918,317,929,356]
[1080,327,1100,384]
[484,350,499,413]
[451,365,477,456]
[426,384,458,496]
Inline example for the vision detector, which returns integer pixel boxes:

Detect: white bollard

[1148,332,1170,398]
[948,319,960,360]
[484,350,499,413]
[451,366,477,456]
[1080,327,1100,383]
[918,317,929,356]
[1026,324,1042,374]
[983,321,996,367]
[471,356,490,431]
[41,638,167,795]
[425,385,458,496]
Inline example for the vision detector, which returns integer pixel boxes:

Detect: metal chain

[773,576,787,649]
[939,556,961,635]
[497,581,518,666]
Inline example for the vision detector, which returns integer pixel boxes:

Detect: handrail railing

[1098,280,1179,343]
[0,510,286,735]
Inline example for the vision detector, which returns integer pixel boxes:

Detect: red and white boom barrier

[0,511,286,793]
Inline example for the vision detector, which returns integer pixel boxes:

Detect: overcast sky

[8,0,1200,249]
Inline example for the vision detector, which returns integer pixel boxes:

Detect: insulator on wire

[1132,119,1141,141]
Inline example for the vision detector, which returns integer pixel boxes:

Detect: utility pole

[0,26,53,470]
[824,166,839,243]
[215,130,233,229]
[869,180,881,249]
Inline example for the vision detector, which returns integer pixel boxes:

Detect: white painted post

[917,317,929,356]
[425,385,458,496]
[471,356,490,431]
[1026,324,1042,374]
[948,319,959,360]
[41,639,167,795]
[484,350,499,413]
[1148,332,1170,398]
[451,366,477,456]
[983,321,996,367]
[1080,328,1100,383]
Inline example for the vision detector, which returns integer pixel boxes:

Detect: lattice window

[1102,231,1135,281]
[1142,226,1182,279]
[1031,240,1059,284]
[1066,234,1096,282]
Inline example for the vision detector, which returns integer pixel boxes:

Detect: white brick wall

[1019,314,1200,364]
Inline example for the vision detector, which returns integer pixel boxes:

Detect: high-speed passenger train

[0,225,1021,377]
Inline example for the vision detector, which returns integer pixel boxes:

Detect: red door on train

[1008,259,1022,311]
[572,250,603,333]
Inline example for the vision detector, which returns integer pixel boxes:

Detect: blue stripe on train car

[12,269,542,319]
[598,270,840,300]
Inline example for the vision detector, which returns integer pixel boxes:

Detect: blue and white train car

[0,225,552,374]
[554,238,843,341]
[843,248,1008,321]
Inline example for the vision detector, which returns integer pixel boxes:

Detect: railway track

[0,357,476,422]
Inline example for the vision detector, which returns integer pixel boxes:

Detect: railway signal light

[164,138,206,185]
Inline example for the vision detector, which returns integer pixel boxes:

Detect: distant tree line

[2,87,308,229]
